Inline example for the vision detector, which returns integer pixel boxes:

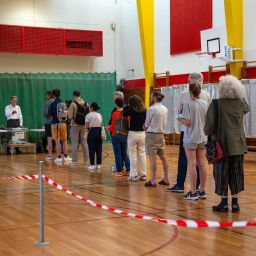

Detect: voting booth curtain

[161,80,256,138]
[0,72,116,134]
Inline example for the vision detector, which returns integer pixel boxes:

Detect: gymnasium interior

[0,0,255,255]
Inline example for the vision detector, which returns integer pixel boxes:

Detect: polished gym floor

[0,144,255,256]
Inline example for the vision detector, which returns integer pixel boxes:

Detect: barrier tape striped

[6,174,39,180]
[42,175,256,228]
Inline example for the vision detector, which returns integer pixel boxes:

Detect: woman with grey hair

[204,75,250,213]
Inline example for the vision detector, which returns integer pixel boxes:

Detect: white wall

[0,0,255,83]
[119,0,144,82]
[244,0,256,61]
[0,0,123,80]
[154,0,226,76]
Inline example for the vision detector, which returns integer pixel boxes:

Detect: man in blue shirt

[49,89,71,163]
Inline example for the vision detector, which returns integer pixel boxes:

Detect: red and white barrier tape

[7,174,39,180]
[42,175,256,228]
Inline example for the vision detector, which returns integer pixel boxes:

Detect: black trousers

[176,131,200,188]
[213,155,244,196]
[87,127,102,165]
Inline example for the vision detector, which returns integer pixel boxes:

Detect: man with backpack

[49,89,71,163]
[68,91,89,167]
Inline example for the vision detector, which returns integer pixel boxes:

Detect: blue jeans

[111,136,130,172]
[176,131,200,188]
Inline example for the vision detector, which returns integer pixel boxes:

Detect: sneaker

[122,171,130,176]
[88,165,96,172]
[198,191,207,199]
[232,204,240,213]
[183,191,198,201]
[63,156,72,161]
[45,156,52,161]
[54,157,62,163]
[140,175,146,181]
[144,180,156,187]
[111,166,117,172]
[166,184,184,193]
[158,179,170,185]
[212,203,229,212]
[70,162,77,168]
[6,149,12,155]
[96,165,101,169]
[128,176,138,182]
[114,172,123,177]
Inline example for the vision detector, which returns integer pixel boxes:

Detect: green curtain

[0,72,116,140]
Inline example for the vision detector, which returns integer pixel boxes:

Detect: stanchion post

[35,161,49,246]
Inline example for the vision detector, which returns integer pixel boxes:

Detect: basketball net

[196,52,217,66]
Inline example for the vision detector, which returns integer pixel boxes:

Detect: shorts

[183,141,206,149]
[44,124,52,138]
[51,123,67,141]
[146,132,165,156]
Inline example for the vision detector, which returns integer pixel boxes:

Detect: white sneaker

[88,165,96,172]
[96,165,101,169]
[70,162,77,168]
[63,156,72,161]
[45,156,52,161]
[128,176,138,182]
[54,157,62,163]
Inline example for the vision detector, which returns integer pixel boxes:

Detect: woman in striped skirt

[204,75,250,213]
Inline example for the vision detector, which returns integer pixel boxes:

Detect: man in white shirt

[144,91,169,187]
[166,72,211,193]
[5,96,23,154]
[5,96,23,127]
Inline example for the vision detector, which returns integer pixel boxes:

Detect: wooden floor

[0,144,256,256]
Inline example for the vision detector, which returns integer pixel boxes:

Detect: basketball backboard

[200,26,227,59]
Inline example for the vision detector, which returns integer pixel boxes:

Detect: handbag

[205,99,224,164]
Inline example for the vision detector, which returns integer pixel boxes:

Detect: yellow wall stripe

[224,0,243,78]
[136,0,154,107]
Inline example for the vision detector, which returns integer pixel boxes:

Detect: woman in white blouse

[85,102,104,171]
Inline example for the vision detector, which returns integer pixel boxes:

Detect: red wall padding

[0,25,23,53]
[0,24,103,57]
[65,30,102,56]
[246,67,256,79]
[170,0,212,55]
[24,27,64,55]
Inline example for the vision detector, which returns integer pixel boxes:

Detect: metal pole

[35,161,49,246]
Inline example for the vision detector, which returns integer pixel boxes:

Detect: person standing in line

[178,82,209,200]
[108,91,126,172]
[204,75,250,212]
[85,102,104,171]
[123,95,147,182]
[44,91,55,160]
[166,72,211,193]
[68,91,89,167]
[49,89,72,163]
[108,98,130,176]
[5,96,23,154]
[144,91,169,187]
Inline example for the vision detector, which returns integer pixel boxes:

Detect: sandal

[158,179,170,185]
[144,181,156,187]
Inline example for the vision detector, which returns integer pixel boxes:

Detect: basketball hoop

[196,51,217,59]
[196,52,217,66]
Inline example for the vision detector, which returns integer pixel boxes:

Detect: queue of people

[4,73,250,213]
